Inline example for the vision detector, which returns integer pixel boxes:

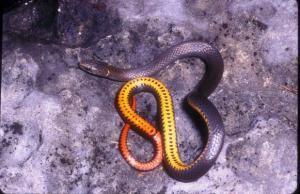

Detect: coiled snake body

[79,41,225,182]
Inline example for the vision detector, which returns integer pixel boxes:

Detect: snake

[119,96,163,171]
[79,41,225,182]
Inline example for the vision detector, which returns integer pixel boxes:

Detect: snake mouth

[78,61,97,72]
[78,60,111,77]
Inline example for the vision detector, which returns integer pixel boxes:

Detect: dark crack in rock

[3,0,121,47]
[56,0,121,47]
[3,0,57,41]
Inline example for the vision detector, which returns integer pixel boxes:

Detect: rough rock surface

[1,0,297,193]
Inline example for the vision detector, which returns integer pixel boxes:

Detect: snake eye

[79,60,111,77]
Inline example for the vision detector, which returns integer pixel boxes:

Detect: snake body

[79,41,225,182]
[119,97,163,171]
[116,77,224,182]
[79,41,223,97]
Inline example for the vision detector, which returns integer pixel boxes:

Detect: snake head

[79,60,111,77]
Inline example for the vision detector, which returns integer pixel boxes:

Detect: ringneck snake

[79,41,225,182]
[119,96,163,171]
